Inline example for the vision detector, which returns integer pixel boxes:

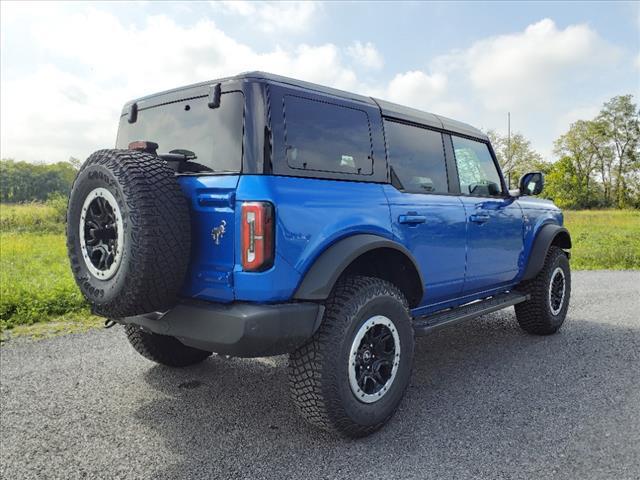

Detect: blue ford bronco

[67,72,571,437]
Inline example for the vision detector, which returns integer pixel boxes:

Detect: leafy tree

[597,95,640,208]
[487,130,545,188]
[553,120,601,208]
[0,159,78,203]
[543,94,639,209]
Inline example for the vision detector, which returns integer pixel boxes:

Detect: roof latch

[208,83,221,109]
[127,102,138,124]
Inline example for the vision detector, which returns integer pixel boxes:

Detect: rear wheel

[288,276,415,437]
[515,246,571,335]
[124,325,212,367]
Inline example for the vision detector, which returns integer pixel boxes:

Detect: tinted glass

[284,95,372,175]
[116,91,244,173]
[384,120,448,194]
[452,136,503,196]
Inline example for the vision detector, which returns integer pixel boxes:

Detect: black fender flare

[293,234,425,302]
[521,224,572,281]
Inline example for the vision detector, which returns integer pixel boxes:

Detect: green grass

[563,210,640,270]
[0,200,66,234]
[0,310,102,342]
[0,203,637,337]
[0,232,91,331]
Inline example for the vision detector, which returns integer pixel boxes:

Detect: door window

[452,136,503,196]
[384,120,448,194]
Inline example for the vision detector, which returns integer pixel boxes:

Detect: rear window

[384,120,448,194]
[116,91,244,173]
[284,95,373,175]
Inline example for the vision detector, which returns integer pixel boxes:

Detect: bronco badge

[211,220,226,245]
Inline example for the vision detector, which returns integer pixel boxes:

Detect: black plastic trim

[293,234,425,302]
[119,301,324,357]
[443,133,461,195]
[521,225,572,281]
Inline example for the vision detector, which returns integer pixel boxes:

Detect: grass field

[0,203,638,337]
[563,210,640,270]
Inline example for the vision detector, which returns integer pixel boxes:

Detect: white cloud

[434,18,620,111]
[379,70,467,118]
[0,6,632,165]
[1,7,358,162]
[346,41,383,69]
[386,71,447,105]
[217,1,321,34]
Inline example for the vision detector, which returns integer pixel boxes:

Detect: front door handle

[469,214,490,224]
[399,214,426,225]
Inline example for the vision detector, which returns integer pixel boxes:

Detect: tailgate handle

[197,192,235,207]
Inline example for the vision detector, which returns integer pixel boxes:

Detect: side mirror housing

[519,172,544,196]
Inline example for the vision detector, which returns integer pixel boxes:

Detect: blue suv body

[69,72,571,437]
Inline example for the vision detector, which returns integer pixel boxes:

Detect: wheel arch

[293,234,425,308]
[521,224,572,281]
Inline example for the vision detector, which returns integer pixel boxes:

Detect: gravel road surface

[1,271,639,480]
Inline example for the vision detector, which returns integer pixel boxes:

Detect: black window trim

[381,117,454,196]
[282,94,375,176]
[448,133,510,199]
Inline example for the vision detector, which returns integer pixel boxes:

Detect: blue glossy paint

[234,175,394,302]
[515,196,563,282]
[384,186,466,305]
[177,175,239,302]
[458,196,524,294]
[178,177,564,310]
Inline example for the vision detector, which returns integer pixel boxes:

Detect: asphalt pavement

[1,271,639,480]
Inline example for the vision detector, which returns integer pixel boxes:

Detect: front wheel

[288,276,415,437]
[515,246,571,335]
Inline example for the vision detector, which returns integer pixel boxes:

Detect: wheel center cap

[362,350,372,362]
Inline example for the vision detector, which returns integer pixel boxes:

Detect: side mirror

[519,172,544,196]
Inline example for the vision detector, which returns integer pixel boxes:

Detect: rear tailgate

[178,175,239,302]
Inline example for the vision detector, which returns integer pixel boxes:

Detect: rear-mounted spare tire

[66,149,191,318]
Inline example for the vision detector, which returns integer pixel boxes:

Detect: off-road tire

[288,276,415,437]
[124,325,212,367]
[67,149,191,318]
[515,246,571,335]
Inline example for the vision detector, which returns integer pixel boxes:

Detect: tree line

[0,158,80,203]
[489,94,639,209]
[1,94,638,209]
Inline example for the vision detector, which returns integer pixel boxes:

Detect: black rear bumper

[118,301,324,357]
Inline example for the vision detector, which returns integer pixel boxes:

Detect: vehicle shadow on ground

[136,310,639,479]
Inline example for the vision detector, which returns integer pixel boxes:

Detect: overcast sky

[1,1,638,164]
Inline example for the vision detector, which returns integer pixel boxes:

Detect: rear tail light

[241,202,274,271]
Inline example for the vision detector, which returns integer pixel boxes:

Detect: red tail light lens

[241,202,274,271]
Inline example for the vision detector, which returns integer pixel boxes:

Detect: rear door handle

[469,214,490,223]
[399,214,426,225]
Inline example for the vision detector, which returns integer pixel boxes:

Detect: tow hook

[104,319,117,329]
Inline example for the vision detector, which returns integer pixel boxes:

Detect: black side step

[413,292,530,336]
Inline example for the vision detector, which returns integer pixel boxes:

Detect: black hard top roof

[125,71,487,141]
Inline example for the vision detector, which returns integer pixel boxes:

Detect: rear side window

[451,136,503,196]
[284,95,373,175]
[384,120,448,194]
[116,91,244,173]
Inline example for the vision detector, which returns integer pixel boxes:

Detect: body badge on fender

[211,220,227,245]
